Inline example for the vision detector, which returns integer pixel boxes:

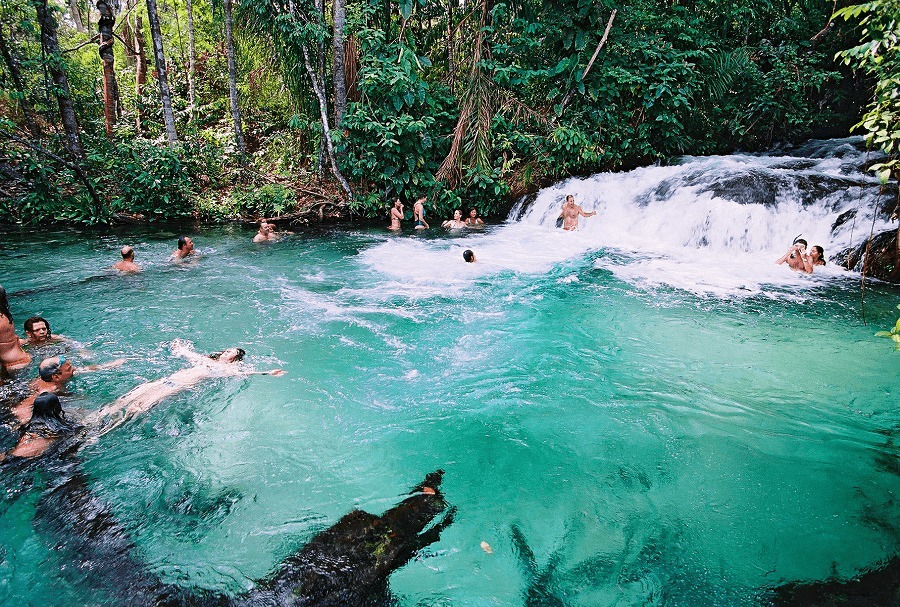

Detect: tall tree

[332,0,346,126]
[223,0,246,154]
[33,0,84,159]
[185,0,196,119]
[68,0,86,32]
[145,0,178,143]
[316,0,325,178]
[132,8,149,134]
[97,0,118,137]
[0,23,42,140]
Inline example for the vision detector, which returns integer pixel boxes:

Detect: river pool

[2,147,900,606]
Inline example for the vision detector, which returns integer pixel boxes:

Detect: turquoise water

[1,221,899,606]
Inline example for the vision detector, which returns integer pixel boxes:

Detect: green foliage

[336,20,456,216]
[836,0,900,181]
[229,183,296,218]
[874,304,900,349]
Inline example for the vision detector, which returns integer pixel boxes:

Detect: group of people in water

[775,238,827,273]
[0,232,288,463]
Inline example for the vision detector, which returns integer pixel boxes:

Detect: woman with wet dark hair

[0,285,31,372]
[3,392,78,459]
[810,245,826,268]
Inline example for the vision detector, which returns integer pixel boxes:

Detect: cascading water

[502,137,892,296]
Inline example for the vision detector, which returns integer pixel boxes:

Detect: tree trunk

[133,11,148,134]
[316,0,325,179]
[223,0,246,154]
[145,0,178,143]
[33,0,85,159]
[97,0,118,137]
[185,0,196,119]
[447,0,454,93]
[69,0,87,33]
[0,24,42,140]
[333,0,347,126]
[302,44,353,200]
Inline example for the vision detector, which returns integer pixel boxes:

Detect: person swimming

[3,392,79,460]
[88,342,284,434]
[463,249,476,263]
[442,209,467,229]
[809,245,826,268]
[776,238,812,272]
[465,208,484,227]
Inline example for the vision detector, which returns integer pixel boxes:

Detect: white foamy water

[358,138,888,298]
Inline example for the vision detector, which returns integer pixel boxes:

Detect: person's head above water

[209,347,246,363]
[38,356,75,383]
[120,246,135,260]
[463,249,476,263]
[793,238,808,249]
[177,236,194,252]
[565,194,574,204]
[24,317,51,342]
[810,245,826,265]
[26,391,75,437]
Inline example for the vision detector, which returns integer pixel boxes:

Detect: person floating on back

[112,246,141,273]
[557,194,596,230]
[171,236,195,260]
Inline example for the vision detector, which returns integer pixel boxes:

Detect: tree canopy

[0,0,887,224]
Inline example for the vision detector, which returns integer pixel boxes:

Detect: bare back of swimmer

[0,286,30,372]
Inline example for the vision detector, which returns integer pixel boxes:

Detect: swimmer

[171,235,195,260]
[442,209,467,229]
[87,343,284,432]
[21,316,66,347]
[465,208,485,227]
[389,199,404,231]
[557,194,596,231]
[253,222,274,243]
[12,355,126,424]
[413,196,429,230]
[809,245,826,269]
[0,285,30,373]
[3,392,78,460]
[776,238,811,272]
[112,246,141,272]
[463,249,476,263]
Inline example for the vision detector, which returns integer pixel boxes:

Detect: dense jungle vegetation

[0,0,896,224]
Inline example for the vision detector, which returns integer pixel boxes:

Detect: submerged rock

[765,555,900,606]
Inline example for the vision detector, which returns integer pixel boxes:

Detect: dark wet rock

[831,210,857,232]
[239,469,454,607]
[833,228,900,281]
[23,453,454,607]
[764,555,900,606]
[769,160,819,171]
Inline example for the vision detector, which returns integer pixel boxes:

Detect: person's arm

[80,358,126,373]
[801,255,813,273]
[246,369,286,376]
[579,207,596,218]
[776,248,792,265]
